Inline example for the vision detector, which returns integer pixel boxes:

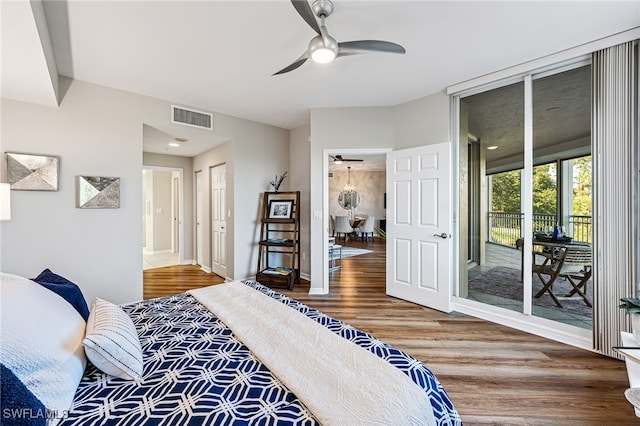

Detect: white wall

[395,91,451,149]
[152,170,172,251]
[1,79,145,304]
[193,114,290,282]
[1,78,290,304]
[309,107,395,293]
[290,123,311,278]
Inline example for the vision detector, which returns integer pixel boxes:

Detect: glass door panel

[459,81,525,312]
[531,65,592,329]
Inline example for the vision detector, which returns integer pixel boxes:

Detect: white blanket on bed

[188,281,436,426]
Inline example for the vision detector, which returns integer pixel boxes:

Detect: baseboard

[182,259,194,265]
[200,265,212,274]
[308,286,328,295]
[454,296,593,351]
[144,249,174,255]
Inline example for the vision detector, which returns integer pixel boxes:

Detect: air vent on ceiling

[171,105,213,130]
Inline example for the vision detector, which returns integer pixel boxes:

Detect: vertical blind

[592,41,636,357]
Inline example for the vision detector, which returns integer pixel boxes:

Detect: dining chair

[358,216,376,242]
[533,244,592,308]
[334,215,353,242]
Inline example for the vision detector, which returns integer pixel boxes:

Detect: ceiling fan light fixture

[309,35,337,63]
[334,158,343,164]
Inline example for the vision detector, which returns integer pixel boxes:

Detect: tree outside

[489,155,592,244]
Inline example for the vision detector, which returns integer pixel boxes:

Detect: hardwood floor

[144,238,637,425]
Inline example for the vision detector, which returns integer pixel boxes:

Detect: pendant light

[337,166,360,213]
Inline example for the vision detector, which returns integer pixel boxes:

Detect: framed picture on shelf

[269,199,294,219]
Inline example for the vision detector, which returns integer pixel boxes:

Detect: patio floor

[466,242,593,330]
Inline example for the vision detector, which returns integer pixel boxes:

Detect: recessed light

[174,137,188,142]
[168,143,180,147]
[487,145,498,150]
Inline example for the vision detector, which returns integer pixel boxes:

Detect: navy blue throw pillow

[0,363,47,426]
[32,269,90,321]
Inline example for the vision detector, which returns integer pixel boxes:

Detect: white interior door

[386,142,453,312]
[211,164,227,278]
[195,170,203,266]
[172,176,180,254]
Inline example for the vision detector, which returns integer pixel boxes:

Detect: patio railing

[487,212,592,247]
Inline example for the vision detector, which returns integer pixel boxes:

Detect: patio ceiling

[464,65,591,173]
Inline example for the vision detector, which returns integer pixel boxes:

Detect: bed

[1,271,461,425]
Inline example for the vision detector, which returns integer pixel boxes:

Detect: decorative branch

[270,171,288,192]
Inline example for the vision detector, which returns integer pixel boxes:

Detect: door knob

[434,233,451,239]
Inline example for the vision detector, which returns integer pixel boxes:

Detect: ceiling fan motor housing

[312,0,334,18]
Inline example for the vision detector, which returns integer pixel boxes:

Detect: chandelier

[342,167,355,193]
[338,166,360,211]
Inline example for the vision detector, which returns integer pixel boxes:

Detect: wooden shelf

[255,191,300,290]
[261,218,297,224]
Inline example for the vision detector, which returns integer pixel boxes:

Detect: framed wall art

[5,152,59,191]
[76,176,120,208]
[268,199,294,219]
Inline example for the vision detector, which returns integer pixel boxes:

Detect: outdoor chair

[558,244,592,307]
[533,244,592,308]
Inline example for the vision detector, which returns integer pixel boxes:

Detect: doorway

[323,148,390,294]
[142,166,184,270]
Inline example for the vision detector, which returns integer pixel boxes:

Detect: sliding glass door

[458,62,592,331]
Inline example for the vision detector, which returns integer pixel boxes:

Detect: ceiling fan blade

[272,54,309,76]
[291,0,320,34]
[337,40,406,57]
[342,158,363,162]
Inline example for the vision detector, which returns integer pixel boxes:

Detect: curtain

[592,41,636,357]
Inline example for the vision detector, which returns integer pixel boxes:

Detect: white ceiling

[2,1,639,157]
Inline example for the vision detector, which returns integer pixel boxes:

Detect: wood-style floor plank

[144,238,637,425]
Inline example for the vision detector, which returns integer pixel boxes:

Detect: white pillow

[83,297,143,380]
[0,272,87,424]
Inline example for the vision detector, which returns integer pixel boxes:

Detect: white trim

[453,297,592,350]
[447,27,640,95]
[200,265,212,274]
[450,96,461,298]
[523,74,533,316]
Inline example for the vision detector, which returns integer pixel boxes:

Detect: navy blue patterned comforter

[62,281,461,425]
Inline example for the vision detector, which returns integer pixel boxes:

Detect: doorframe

[141,165,185,265]
[322,148,392,294]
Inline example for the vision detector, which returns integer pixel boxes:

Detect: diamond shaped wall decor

[77,176,120,208]
[5,152,59,191]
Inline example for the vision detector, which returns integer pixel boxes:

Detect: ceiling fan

[273,0,406,75]
[331,154,363,164]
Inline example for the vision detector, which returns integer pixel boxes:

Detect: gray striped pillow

[82,298,143,380]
